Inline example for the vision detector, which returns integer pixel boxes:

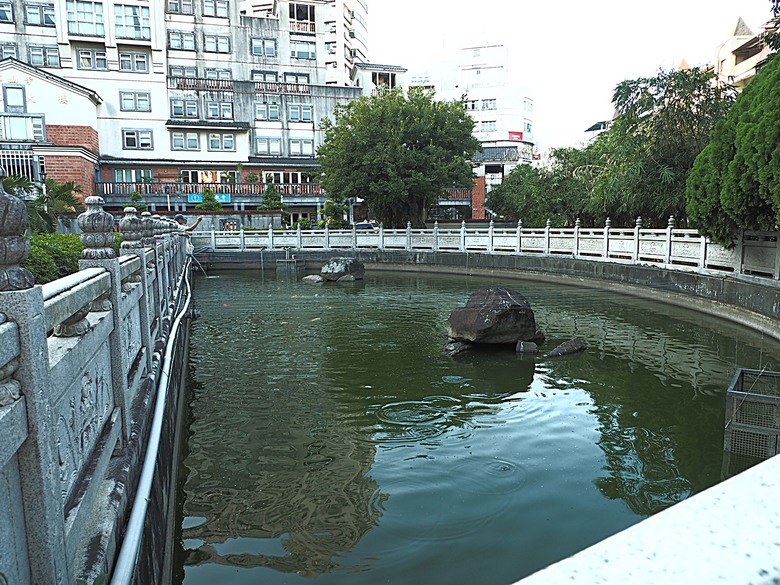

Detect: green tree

[318,197,349,228]
[686,52,780,244]
[129,190,148,212]
[585,67,735,226]
[3,175,85,233]
[318,87,480,228]
[195,187,222,211]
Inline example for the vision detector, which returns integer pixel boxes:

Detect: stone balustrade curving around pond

[0,179,190,585]
[190,217,780,281]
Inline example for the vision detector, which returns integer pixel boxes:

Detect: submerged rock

[515,340,539,354]
[444,340,473,357]
[446,287,537,345]
[545,337,587,358]
[302,274,325,284]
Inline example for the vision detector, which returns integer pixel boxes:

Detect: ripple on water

[371,396,462,445]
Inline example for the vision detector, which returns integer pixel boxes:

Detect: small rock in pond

[545,337,587,358]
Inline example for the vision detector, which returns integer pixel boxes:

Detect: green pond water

[173,269,780,585]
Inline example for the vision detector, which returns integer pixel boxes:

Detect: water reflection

[175,272,780,584]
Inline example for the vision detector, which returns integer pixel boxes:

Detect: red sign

[508,131,524,141]
[532,153,541,160]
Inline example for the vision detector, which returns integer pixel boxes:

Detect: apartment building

[408,44,536,220]
[714,17,774,90]
[0,0,392,223]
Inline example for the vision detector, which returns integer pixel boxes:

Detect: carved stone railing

[190,217,780,280]
[0,183,189,585]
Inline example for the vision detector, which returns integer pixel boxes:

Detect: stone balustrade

[190,218,780,280]
[0,178,189,585]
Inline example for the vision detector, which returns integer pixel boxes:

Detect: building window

[203,0,228,18]
[256,137,280,156]
[481,99,496,110]
[122,129,153,149]
[76,48,107,70]
[114,168,152,182]
[169,65,196,78]
[170,98,198,118]
[288,104,313,122]
[208,133,234,151]
[115,5,150,40]
[290,138,314,156]
[169,30,195,50]
[171,131,199,150]
[66,0,104,36]
[29,45,60,67]
[283,72,309,84]
[167,0,193,13]
[26,2,55,25]
[252,70,277,82]
[0,43,17,59]
[251,38,276,57]
[3,85,26,113]
[481,120,496,132]
[119,51,148,72]
[120,90,151,112]
[524,99,533,113]
[204,34,229,53]
[205,68,231,80]
[465,99,478,111]
[0,1,12,22]
[524,120,532,133]
[206,101,232,119]
[0,114,45,141]
[255,102,279,121]
[290,40,315,60]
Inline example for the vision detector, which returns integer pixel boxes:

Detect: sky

[368,0,775,150]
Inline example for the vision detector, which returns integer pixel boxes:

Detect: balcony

[96,181,326,210]
[289,20,315,33]
[439,188,471,206]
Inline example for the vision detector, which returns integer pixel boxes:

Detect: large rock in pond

[321,257,365,281]
[446,287,537,344]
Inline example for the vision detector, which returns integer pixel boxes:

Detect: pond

[173,269,780,585]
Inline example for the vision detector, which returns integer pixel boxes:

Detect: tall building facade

[0,0,388,223]
[409,44,536,220]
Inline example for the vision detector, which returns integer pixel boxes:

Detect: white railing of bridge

[190,218,780,281]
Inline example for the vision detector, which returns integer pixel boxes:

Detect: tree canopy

[486,67,735,228]
[686,52,780,244]
[318,87,480,228]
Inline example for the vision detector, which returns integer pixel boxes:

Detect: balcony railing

[167,78,235,91]
[440,188,471,201]
[290,20,315,33]
[97,181,325,203]
[254,81,311,95]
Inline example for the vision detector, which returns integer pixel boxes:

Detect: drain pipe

[111,259,193,585]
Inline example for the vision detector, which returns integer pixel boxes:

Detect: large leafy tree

[318,87,480,228]
[586,67,735,226]
[686,51,780,244]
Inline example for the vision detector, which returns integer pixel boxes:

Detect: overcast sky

[368,0,775,150]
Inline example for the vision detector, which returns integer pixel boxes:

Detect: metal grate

[723,368,780,478]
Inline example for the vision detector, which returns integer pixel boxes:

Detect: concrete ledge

[515,453,780,584]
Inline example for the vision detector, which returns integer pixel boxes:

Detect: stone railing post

[665,215,675,265]
[141,211,163,327]
[378,223,385,251]
[488,219,495,253]
[267,224,275,250]
[240,227,246,252]
[516,219,522,254]
[120,207,154,373]
[460,220,466,252]
[604,217,611,259]
[297,223,303,250]
[634,216,643,262]
[78,197,135,441]
[0,177,69,584]
[406,221,412,251]
[544,219,551,254]
[433,221,439,252]
[351,223,358,249]
[574,217,581,258]
[324,224,331,250]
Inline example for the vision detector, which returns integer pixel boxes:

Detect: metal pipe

[110,258,193,585]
